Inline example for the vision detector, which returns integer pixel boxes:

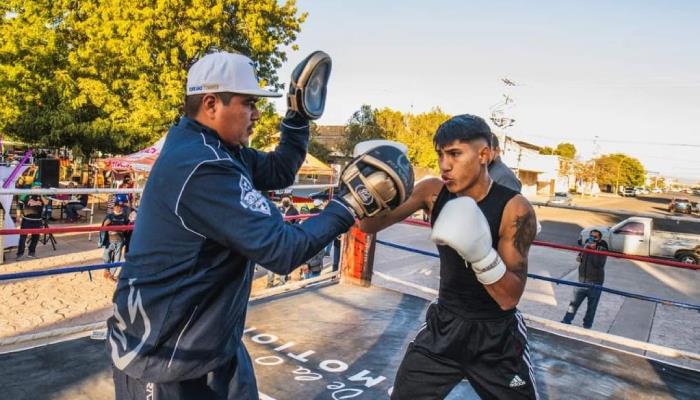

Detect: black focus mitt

[337,143,414,219]
[286,51,332,120]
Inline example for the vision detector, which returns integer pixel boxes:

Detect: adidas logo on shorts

[509,375,527,388]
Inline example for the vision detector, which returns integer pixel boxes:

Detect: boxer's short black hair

[433,114,492,148]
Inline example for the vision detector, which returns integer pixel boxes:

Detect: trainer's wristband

[470,248,507,285]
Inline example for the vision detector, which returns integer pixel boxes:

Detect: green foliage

[594,153,646,188]
[539,143,576,159]
[250,99,281,149]
[343,105,450,171]
[308,138,332,164]
[307,122,332,163]
[555,142,576,159]
[340,104,384,156]
[398,108,450,171]
[539,146,555,155]
[1,0,306,156]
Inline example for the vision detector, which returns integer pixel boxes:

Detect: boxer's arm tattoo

[513,210,537,257]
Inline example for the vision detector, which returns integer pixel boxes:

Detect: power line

[517,133,700,148]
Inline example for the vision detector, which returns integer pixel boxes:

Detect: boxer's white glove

[430,197,507,285]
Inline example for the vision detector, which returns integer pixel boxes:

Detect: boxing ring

[1,200,699,399]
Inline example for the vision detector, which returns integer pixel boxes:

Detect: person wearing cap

[310,198,324,214]
[15,182,45,259]
[106,51,412,399]
[360,115,539,399]
[100,200,129,281]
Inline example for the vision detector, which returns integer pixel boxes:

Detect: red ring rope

[1,215,697,270]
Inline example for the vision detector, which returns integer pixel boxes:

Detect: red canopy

[102,137,165,173]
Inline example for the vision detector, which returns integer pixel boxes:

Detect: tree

[539,146,555,155]
[539,143,576,159]
[555,142,576,159]
[249,100,281,149]
[1,0,306,156]
[400,108,450,171]
[308,138,332,164]
[340,104,384,156]
[593,153,645,188]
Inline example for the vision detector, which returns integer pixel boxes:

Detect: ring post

[339,225,376,287]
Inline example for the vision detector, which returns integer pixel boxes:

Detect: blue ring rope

[1,240,697,312]
[376,239,700,312]
[0,262,123,281]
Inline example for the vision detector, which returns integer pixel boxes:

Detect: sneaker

[27,253,36,258]
[15,254,23,260]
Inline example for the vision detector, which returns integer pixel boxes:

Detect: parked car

[579,217,700,264]
[634,187,649,195]
[547,192,573,206]
[692,201,699,214]
[620,187,636,197]
[652,188,663,194]
[668,197,692,214]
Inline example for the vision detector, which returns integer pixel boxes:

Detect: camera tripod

[39,218,57,251]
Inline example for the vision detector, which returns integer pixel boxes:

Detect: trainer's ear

[200,93,218,118]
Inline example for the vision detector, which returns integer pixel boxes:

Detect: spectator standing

[101,201,129,281]
[16,182,45,259]
[561,229,609,329]
[118,175,135,209]
[279,195,299,222]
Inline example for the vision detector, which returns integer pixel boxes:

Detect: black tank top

[431,182,519,318]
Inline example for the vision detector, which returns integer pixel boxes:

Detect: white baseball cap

[186,52,282,98]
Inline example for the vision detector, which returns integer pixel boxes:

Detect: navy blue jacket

[106,116,354,382]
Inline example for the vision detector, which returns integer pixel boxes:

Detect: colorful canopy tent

[299,151,334,176]
[101,137,165,173]
[262,143,334,176]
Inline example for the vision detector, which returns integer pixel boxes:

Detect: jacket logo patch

[109,278,152,370]
[240,176,271,216]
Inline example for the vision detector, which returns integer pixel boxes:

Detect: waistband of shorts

[435,300,516,321]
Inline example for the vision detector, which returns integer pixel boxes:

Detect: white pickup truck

[579,217,700,264]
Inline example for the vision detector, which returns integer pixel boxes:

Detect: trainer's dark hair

[433,114,492,148]
[184,92,236,118]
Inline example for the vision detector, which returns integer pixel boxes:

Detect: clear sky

[270,0,700,182]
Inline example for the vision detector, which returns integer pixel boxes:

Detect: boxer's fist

[430,197,506,285]
[336,144,414,219]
